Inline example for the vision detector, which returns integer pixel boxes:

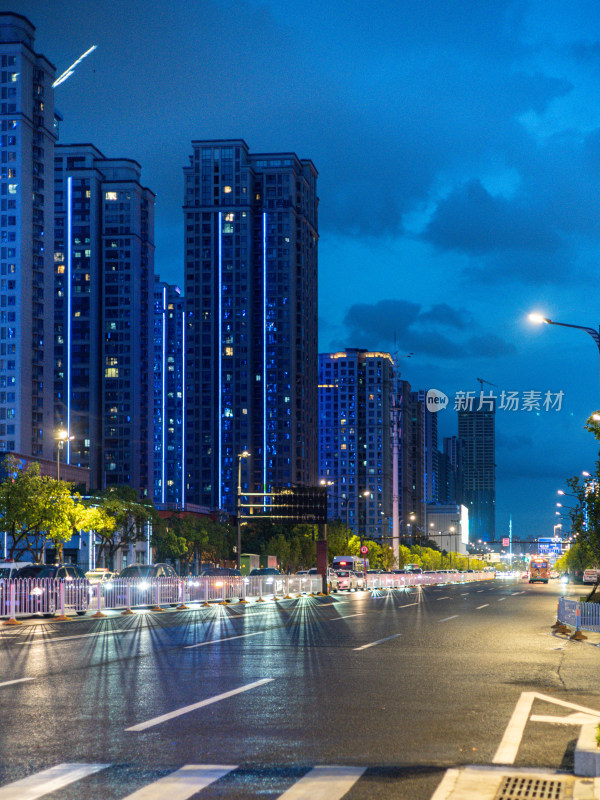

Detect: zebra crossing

[0,762,368,799]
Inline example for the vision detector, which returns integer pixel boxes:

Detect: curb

[575,723,600,777]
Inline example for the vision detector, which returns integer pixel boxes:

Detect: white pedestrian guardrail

[0,570,494,619]
[557,596,600,633]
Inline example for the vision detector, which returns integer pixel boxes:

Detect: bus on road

[529,557,550,584]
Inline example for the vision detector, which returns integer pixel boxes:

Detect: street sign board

[502,537,509,547]
[360,545,368,554]
[538,537,562,556]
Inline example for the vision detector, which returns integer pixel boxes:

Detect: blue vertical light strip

[262,212,267,507]
[161,286,167,504]
[218,211,223,509]
[181,308,186,508]
[66,176,72,463]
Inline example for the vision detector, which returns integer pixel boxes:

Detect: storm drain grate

[494,776,571,800]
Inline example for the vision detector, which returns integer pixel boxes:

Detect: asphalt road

[0,577,597,799]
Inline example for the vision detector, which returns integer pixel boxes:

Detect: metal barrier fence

[557,596,600,633]
[0,570,494,619]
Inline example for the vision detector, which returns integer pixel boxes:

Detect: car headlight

[561,575,569,584]
[139,581,150,590]
[104,582,113,590]
[266,578,273,584]
[31,587,44,596]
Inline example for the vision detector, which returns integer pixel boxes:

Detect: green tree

[152,519,188,564]
[89,486,155,570]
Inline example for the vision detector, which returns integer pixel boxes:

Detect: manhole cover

[494,775,571,800]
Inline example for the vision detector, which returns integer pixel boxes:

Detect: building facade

[458,401,495,541]
[0,14,56,460]
[54,144,155,495]
[319,349,394,541]
[184,140,318,512]
[153,277,185,507]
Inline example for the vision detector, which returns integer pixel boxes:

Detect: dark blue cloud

[341,300,516,359]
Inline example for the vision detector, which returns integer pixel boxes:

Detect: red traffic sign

[360,545,368,554]
[502,537,509,547]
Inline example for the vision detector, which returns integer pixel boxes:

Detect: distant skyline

[18,0,600,541]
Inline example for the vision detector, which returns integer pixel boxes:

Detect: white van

[0,561,33,581]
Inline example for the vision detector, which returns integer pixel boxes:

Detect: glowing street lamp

[528,312,600,397]
[55,429,74,482]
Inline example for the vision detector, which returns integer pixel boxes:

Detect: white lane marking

[0,677,35,688]
[498,598,506,602]
[126,679,274,731]
[277,766,366,800]
[398,603,419,608]
[183,631,264,649]
[13,629,138,647]
[329,613,364,620]
[436,596,450,600]
[460,593,468,596]
[476,604,489,610]
[121,765,237,800]
[493,692,536,764]
[353,633,402,651]
[0,763,109,800]
[476,590,484,593]
[438,616,459,623]
[511,592,520,596]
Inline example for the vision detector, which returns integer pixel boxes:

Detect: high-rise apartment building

[439,435,463,505]
[412,389,439,504]
[54,144,155,495]
[319,349,394,540]
[0,14,56,459]
[458,401,495,541]
[153,277,185,507]
[184,140,318,511]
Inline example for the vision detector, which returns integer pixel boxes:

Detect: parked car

[307,567,339,592]
[85,568,116,585]
[249,567,280,576]
[19,563,90,617]
[354,571,366,590]
[199,567,241,577]
[335,570,358,591]
[15,564,45,579]
[118,563,177,579]
[583,568,599,584]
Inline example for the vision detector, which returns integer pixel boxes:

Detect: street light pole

[236,450,250,571]
[529,313,600,397]
[55,429,73,482]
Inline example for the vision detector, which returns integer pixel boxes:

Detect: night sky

[18,0,600,543]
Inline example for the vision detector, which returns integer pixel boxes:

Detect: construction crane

[52,45,97,88]
[476,377,498,390]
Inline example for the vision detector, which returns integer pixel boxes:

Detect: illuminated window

[223,186,232,194]
[54,252,64,262]
[56,265,65,274]
[105,191,118,201]
[86,190,91,198]
[225,213,234,221]
[105,368,119,378]
[8,184,16,195]
[224,346,233,356]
